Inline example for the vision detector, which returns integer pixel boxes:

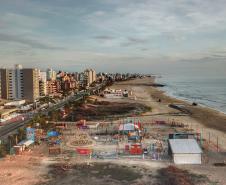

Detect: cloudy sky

[0,0,226,75]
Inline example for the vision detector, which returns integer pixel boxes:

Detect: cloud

[0,33,64,50]
[211,54,226,58]
[0,0,226,74]
[121,37,149,47]
[93,35,115,40]
[141,48,149,51]
[93,11,106,16]
[0,13,46,35]
[85,0,226,38]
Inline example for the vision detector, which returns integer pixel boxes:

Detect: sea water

[156,75,226,114]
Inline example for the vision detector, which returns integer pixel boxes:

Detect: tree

[17,128,26,142]
[0,144,7,157]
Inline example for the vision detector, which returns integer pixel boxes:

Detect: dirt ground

[36,161,214,185]
[0,144,49,185]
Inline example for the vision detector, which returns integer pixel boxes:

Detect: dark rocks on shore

[192,102,198,106]
[150,83,165,87]
[168,104,191,115]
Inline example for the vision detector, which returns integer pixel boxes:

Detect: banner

[76,148,92,155]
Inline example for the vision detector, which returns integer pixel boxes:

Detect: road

[0,81,107,140]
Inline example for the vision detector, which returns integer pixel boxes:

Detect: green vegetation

[69,100,151,121]
[62,90,71,98]
[145,106,152,112]
[17,127,26,141]
[0,143,7,157]
[39,96,56,104]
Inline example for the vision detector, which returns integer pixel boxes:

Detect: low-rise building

[4,100,26,108]
[47,80,57,95]
[168,139,203,164]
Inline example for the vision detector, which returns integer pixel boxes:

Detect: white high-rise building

[84,69,92,85]
[46,68,56,81]
[84,69,96,86]
[91,69,96,83]
[39,71,47,82]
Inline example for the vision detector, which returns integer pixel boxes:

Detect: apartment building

[47,68,57,81]
[0,68,23,100]
[39,71,47,96]
[84,69,96,86]
[20,68,40,102]
[0,65,39,102]
[47,80,57,95]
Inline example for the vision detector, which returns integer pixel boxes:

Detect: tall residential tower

[0,65,39,102]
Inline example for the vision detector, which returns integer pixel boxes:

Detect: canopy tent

[47,131,59,137]
[18,139,34,147]
[118,123,139,131]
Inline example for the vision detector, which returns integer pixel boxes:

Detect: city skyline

[0,0,226,76]
[0,64,102,102]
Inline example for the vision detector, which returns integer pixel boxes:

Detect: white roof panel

[119,123,139,131]
[169,139,202,154]
[18,139,34,147]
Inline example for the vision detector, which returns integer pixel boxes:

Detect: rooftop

[169,139,203,154]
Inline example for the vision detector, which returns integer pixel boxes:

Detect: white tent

[118,123,139,131]
[169,139,202,164]
[18,139,34,147]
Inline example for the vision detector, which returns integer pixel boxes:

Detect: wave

[156,75,226,114]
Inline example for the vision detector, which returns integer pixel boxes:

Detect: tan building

[84,69,92,86]
[91,69,96,83]
[22,68,40,102]
[39,71,47,96]
[0,66,40,102]
[39,81,47,96]
[47,80,57,95]
[84,69,96,86]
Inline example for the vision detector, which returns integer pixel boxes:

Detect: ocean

[156,75,226,114]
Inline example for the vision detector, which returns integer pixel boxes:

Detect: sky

[0,0,226,75]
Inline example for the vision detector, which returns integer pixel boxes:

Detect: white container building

[168,139,202,164]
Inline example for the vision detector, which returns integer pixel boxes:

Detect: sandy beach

[111,77,226,151]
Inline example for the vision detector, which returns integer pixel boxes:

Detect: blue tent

[47,131,59,137]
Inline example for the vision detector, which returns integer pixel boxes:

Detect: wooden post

[209,132,210,144]
[15,135,18,145]
[217,136,219,152]
[200,131,202,147]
